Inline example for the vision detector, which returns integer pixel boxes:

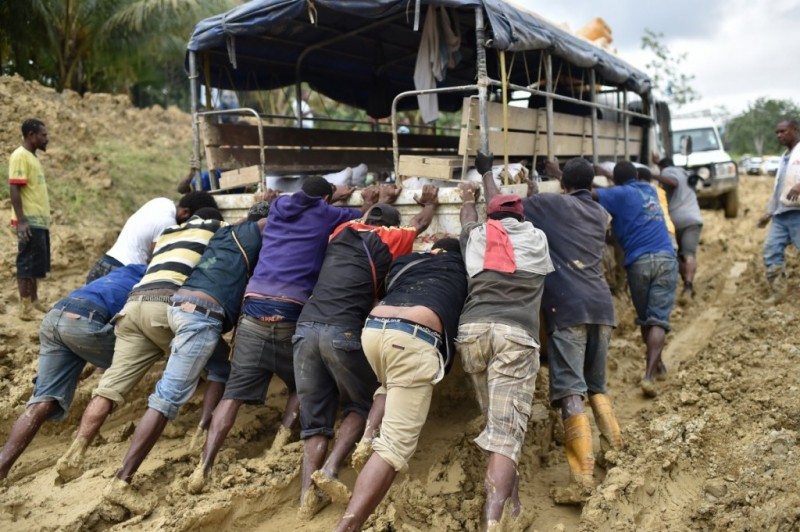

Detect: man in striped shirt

[55,207,226,485]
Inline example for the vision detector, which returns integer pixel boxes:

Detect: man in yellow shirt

[8,119,51,321]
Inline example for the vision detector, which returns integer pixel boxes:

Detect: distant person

[8,118,51,321]
[293,89,315,129]
[758,118,800,303]
[526,158,621,504]
[595,161,677,398]
[653,158,704,300]
[455,152,553,529]
[85,192,218,283]
[0,264,146,483]
[334,238,468,532]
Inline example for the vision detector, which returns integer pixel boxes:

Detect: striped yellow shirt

[135,216,225,290]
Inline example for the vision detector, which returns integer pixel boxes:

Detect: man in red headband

[456,152,553,530]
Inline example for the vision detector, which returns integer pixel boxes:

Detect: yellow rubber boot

[551,413,594,504]
[589,394,623,454]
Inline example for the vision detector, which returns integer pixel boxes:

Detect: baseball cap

[487,194,524,218]
[365,203,402,227]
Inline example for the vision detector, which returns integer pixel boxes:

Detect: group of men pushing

[3,146,691,531]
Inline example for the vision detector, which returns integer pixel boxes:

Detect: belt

[364,317,442,348]
[128,294,173,303]
[170,300,225,322]
[53,300,109,324]
[128,287,177,304]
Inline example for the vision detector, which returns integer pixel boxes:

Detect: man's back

[596,181,673,266]
[524,191,615,333]
[662,166,703,229]
[107,198,176,265]
[459,218,553,332]
[246,191,360,303]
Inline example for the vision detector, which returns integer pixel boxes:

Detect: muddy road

[0,175,798,531]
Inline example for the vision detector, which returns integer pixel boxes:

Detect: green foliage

[0,0,236,108]
[641,29,700,108]
[725,98,800,156]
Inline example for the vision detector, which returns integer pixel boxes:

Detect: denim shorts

[626,252,678,331]
[29,300,116,420]
[85,254,123,284]
[675,224,702,258]
[222,315,297,404]
[17,227,50,279]
[547,324,613,406]
[294,321,379,439]
[147,294,229,420]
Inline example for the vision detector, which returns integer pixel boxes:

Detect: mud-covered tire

[724,188,739,218]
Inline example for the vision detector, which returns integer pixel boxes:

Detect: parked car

[745,156,763,175]
[761,156,781,176]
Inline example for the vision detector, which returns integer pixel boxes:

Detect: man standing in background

[8,118,51,321]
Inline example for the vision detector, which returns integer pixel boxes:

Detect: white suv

[672,117,739,218]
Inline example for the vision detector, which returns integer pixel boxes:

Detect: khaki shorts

[361,326,440,472]
[456,322,540,464]
[93,300,174,406]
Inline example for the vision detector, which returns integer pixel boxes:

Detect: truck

[671,116,739,218]
[185,0,674,233]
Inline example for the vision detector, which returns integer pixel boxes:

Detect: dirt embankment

[1,78,799,531]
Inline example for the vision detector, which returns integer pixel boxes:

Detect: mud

[1,78,799,531]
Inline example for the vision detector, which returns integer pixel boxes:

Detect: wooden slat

[202,123,458,150]
[398,156,462,180]
[207,147,397,173]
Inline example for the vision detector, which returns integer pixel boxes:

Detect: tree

[641,29,700,107]
[725,98,800,156]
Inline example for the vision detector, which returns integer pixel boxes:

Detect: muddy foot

[55,439,88,483]
[102,478,156,516]
[640,379,658,398]
[311,469,351,504]
[655,361,668,382]
[188,426,206,452]
[487,500,532,532]
[267,425,292,457]
[298,486,330,521]
[551,482,593,505]
[351,439,373,472]
[187,460,209,494]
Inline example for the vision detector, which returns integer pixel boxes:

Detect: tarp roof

[186,0,651,116]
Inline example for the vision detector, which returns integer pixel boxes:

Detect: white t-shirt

[106,197,177,265]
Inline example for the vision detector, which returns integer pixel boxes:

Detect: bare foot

[55,437,89,483]
[103,478,156,516]
[189,426,206,452]
[551,482,593,505]
[266,425,292,457]
[297,485,330,521]
[311,469,351,504]
[655,361,668,382]
[187,459,208,494]
[640,379,658,398]
[350,438,373,472]
[487,499,532,531]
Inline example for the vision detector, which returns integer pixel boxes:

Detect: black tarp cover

[187,0,651,116]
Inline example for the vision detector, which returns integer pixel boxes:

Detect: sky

[512,0,800,117]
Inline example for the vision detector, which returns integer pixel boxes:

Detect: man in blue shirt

[0,264,146,482]
[596,161,677,398]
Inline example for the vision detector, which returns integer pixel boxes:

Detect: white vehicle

[672,117,739,218]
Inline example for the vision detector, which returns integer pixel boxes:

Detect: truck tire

[724,188,739,219]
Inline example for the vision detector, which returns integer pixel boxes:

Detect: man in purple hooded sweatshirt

[189,176,380,490]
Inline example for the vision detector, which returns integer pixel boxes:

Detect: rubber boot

[551,413,594,505]
[589,394,623,467]
[766,265,787,304]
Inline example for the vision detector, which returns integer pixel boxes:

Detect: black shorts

[221,316,297,404]
[17,227,51,279]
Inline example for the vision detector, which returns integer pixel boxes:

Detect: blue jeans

[627,252,678,331]
[30,300,116,420]
[294,321,378,439]
[148,295,230,420]
[547,324,613,406]
[763,210,800,268]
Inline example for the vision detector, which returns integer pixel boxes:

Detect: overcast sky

[513,0,800,116]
